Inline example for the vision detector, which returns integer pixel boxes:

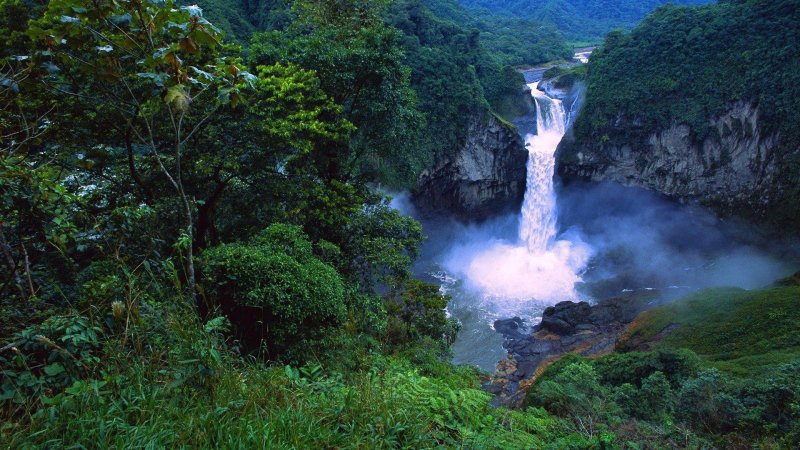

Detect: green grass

[621,286,800,377]
[568,41,599,49]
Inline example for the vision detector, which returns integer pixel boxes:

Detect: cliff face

[553,0,800,228]
[557,101,797,219]
[413,113,528,221]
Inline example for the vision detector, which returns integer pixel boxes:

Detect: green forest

[457,0,713,43]
[2,0,799,448]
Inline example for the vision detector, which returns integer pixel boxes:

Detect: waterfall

[519,82,567,253]
[445,79,590,304]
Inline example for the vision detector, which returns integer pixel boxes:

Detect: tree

[1,0,76,302]
[250,0,426,186]
[26,0,253,302]
[201,223,347,358]
[23,0,352,302]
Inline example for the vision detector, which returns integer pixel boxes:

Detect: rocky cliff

[413,112,528,221]
[553,0,800,229]
[557,101,799,222]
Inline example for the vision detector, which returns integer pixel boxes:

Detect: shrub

[202,224,346,359]
[1,314,102,416]
[634,371,674,420]
[678,368,746,433]
[528,360,620,439]
[593,348,701,387]
[384,279,459,354]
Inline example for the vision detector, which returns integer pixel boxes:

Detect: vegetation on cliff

[575,0,800,145]
[192,0,574,185]
[567,0,800,228]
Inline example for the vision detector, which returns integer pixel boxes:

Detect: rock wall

[413,112,528,221]
[557,101,795,219]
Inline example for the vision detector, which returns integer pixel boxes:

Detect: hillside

[193,0,571,187]
[458,0,714,42]
[558,0,800,230]
[620,286,800,377]
[518,281,800,447]
[2,0,799,448]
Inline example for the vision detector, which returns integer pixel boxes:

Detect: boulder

[486,292,658,406]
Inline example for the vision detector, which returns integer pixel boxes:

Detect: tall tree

[250,0,426,187]
[24,0,351,302]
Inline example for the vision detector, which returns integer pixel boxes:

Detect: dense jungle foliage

[194,0,574,182]
[2,0,799,448]
[457,0,713,42]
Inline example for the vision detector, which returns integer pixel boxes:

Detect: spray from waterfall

[443,82,591,306]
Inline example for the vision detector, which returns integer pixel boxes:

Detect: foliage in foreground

[528,351,800,448]
[1,302,600,449]
[526,284,800,448]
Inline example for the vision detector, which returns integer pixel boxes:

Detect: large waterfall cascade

[446,83,590,304]
[519,82,567,253]
[448,81,591,303]
[441,75,592,369]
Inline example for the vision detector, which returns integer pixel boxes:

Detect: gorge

[413,55,795,379]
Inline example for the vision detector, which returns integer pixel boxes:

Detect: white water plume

[446,82,591,306]
[519,85,566,252]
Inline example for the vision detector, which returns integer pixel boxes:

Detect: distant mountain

[457,0,714,42]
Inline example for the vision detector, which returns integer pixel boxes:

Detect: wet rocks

[486,293,658,406]
[493,317,529,339]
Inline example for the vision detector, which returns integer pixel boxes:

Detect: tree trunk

[195,180,226,252]
[0,223,25,299]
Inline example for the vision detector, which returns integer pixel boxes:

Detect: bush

[635,371,674,420]
[385,279,459,353]
[593,348,701,387]
[678,368,746,433]
[1,314,102,416]
[202,224,347,359]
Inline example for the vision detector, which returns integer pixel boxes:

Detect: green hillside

[621,286,800,376]
[458,0,713,42]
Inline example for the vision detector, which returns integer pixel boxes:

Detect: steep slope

[558,0,800,230]
[620,284,800,377]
